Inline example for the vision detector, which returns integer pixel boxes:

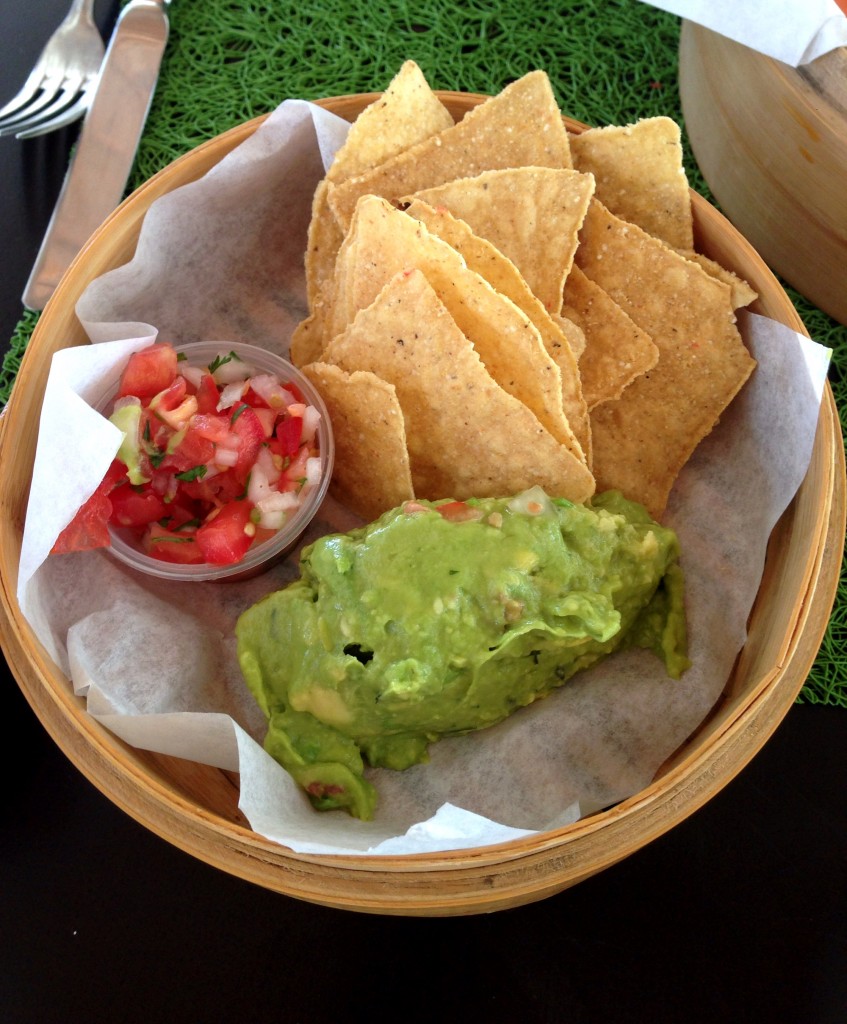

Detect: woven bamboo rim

[0,93,843,916]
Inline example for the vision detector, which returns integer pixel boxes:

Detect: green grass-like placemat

[3,0,844,703]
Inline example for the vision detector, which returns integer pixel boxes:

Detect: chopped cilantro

[174,518,201,531]
[230,402,249,424]
[174,465,208,482]
[207,351,240,374]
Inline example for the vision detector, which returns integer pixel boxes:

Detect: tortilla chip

[576,200,756,518]
[334,195,585,463]
[327,70,572,230]
[552,312,586,360]
[322,268,595,503]
[562,265,658,410]
[406,166,594,315]
[290,298,329,367]
[326,61,454,185]
[402,197,591,461]
[301,362,414,520]
[678,250,758,309]
[570,117,694,251]
[303,182,347,316]
[304,62,454,313]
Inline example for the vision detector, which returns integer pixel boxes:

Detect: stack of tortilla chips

[291,62,757,522]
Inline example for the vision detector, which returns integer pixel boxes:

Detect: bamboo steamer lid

[679,21,847,325]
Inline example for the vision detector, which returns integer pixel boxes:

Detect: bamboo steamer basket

[679,21,847,326]
[0,93,843,917]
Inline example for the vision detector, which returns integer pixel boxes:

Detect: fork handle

[65,0,97,25]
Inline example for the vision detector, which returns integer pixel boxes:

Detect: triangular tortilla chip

[300,362,414,520]
[304,61,454,316]
[570,117,694,251]
[327,70,572,230]
[333,195,585,463]
[576,200,756,518]
[552,312,586,359]
[406,166,595,314]
[402,197,591,462]
[677,250,758,309]
[321,268,595,503]
[562,265,658,410]
[326,61,454,185]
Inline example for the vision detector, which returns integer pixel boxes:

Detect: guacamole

[236,489,689,819]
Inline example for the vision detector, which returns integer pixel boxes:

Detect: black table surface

[2,4,846,1023]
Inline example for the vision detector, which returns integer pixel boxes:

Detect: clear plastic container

[94,341,334,582]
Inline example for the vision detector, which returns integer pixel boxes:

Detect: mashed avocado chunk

[236,489,688,819]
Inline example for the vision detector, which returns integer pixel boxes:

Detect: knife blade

[22,0,170,311]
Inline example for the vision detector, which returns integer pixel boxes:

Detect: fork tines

[0,73,99,139]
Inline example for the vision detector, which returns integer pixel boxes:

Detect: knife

[23,0,170,311]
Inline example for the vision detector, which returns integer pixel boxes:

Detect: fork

[0,0,104,140]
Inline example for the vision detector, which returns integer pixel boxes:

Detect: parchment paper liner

[17,99,831,855]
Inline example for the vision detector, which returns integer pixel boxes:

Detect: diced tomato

[230,407,266,480]
[189,413,232,445]
[51,460,126,554]
[118,343,178,399]
[108,483,168,528]
[285,380,305,404]
[141,407,169,452]
[193,373,220,415]
[195,500,254,564]
[158,499,202,531]
[149,375,187,415]
[280,443,311,490]
[144,523,205,564]
[276,415,303,457]
[57,343,323,568]
[160,425,215,473]
[252,406,276,438]
[437,501,483,523]
[149,378,198,431]
[179,471,245,507]
[242,385,270,410]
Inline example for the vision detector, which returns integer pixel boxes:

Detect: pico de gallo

[51,342,325,567]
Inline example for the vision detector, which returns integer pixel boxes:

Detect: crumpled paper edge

[641,0,847,65]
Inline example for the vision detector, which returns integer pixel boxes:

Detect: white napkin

[640,0,847,66]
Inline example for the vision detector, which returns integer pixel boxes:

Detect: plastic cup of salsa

[94,341,334,582]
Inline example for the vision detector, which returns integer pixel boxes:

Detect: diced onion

[507,486,554,517]
[250,373,296,410]
[254,445,281,485]
[301,405,322,444]
[255,491,300,531]
[257,490,300,514]
[252,406,276,437]
[213,447,239,468]
[212,356,255,384]
[247,464,274,505]
[180,364,204,389]
[218,431,241,451]
[256,508,287,531]
[305,456,322,488]
[216,380,248,411]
